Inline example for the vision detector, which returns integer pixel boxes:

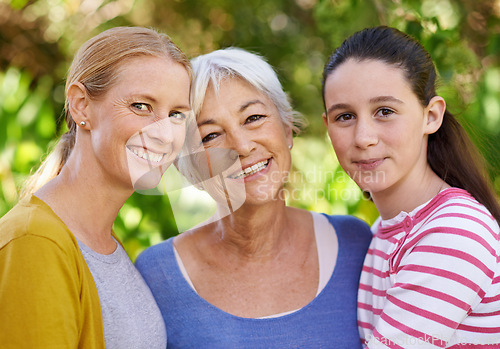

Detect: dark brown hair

[322,26,500,222]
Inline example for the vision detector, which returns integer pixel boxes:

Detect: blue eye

[132,103,150,112]
[169,111,186,121]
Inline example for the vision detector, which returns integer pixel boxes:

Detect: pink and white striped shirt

[358,188,500,348]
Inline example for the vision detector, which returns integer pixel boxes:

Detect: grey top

[78,238,166,349]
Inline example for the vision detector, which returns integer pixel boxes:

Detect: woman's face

[323,58,433,197]
[86,55,191,190]
[196,78,293,206]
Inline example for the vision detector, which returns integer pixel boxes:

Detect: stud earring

[80,121,86,127]
[288,144,292,149]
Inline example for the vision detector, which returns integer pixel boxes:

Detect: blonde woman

[0,27,191,348]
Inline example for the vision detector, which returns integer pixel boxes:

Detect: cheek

[173,125,187,150]
[92,128,118,155]
[327,128,349,155]
[281,147,292,171]
[381,126,418,154]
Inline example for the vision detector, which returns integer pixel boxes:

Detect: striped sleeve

[361,194,500,348]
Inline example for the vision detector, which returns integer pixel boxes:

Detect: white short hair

[190,47,305,134]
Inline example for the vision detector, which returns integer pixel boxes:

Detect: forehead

[324,58,414,101]
[327,59,407,84]
[201,77,273,113]
[115,55,175,81]
[104,55,190,99]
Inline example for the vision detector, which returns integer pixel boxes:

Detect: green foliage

[1,0,499,259]
[0,68,58,210]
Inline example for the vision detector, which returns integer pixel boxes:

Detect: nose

[353,117,378,149]
[144,118,175,145]
[226,128,255,157]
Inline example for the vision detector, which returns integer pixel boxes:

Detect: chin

[359,183,392,198]
[132,168,163,190]
[349,171,386,191]
[244,185,285,206]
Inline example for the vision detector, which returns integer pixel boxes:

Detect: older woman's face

[196,78,293,205]
[86,56,191,190]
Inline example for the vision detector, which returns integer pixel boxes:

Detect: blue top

[136,214,372,349]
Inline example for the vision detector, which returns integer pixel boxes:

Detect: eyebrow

[197,100,266,127]
[239,99,265,112]
[369,96,404,104]
[326,96,404,115]
[197,118,216,127]
[173,104,191,111]
[129,94,157,103]
[326,103,351,115]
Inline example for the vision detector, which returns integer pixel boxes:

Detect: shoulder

[317,213,372,252]
[0,198,90,294]
[135,237,179,294]
[410,188,499,268]
[322,214,372,237]
[425,188,494,217]
[0,196,78,252]
[135,237,174,270]
[418,188,499,238]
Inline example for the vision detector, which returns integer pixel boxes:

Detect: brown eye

[378,108,394,117]
[245,114,265,123]
[201,133,219,143]
[336,113,355,122]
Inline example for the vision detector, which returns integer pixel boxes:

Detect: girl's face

[323,59,440,197]
[85,56,191,190]
[196,78,293,206]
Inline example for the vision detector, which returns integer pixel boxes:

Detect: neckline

[30,194,121,253]
[377,187,469,232]
[76,236,121,263]
[166,213,343,321]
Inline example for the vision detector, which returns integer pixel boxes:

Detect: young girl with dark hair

[322,26,500,348]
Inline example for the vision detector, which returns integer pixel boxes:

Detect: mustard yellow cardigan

[0,195,105,348]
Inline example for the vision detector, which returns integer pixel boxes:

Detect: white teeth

[233,160,269,179]
[129,147,164,163]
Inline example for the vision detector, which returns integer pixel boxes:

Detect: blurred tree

[1,0,499,259]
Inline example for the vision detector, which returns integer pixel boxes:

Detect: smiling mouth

[356,159,381,164]
[127,146,166,163]
[229,159,269,179]
[353,158,386,169]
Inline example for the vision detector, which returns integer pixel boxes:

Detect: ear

[322,112,328,127]
[67,82,90,128]
[284,123,294,149]
[423,96,446,135]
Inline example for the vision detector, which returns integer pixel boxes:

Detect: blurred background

[1,0,499,259]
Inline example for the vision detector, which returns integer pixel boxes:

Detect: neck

[371,164,448,220]
[214,199,292,259]
[35,150,133,254]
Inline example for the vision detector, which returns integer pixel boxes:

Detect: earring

[79,121,86,127]
[288,144,292,149]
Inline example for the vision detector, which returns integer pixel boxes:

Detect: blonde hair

[21,26,191,199]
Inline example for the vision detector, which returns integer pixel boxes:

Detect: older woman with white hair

[136,48,372,348]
